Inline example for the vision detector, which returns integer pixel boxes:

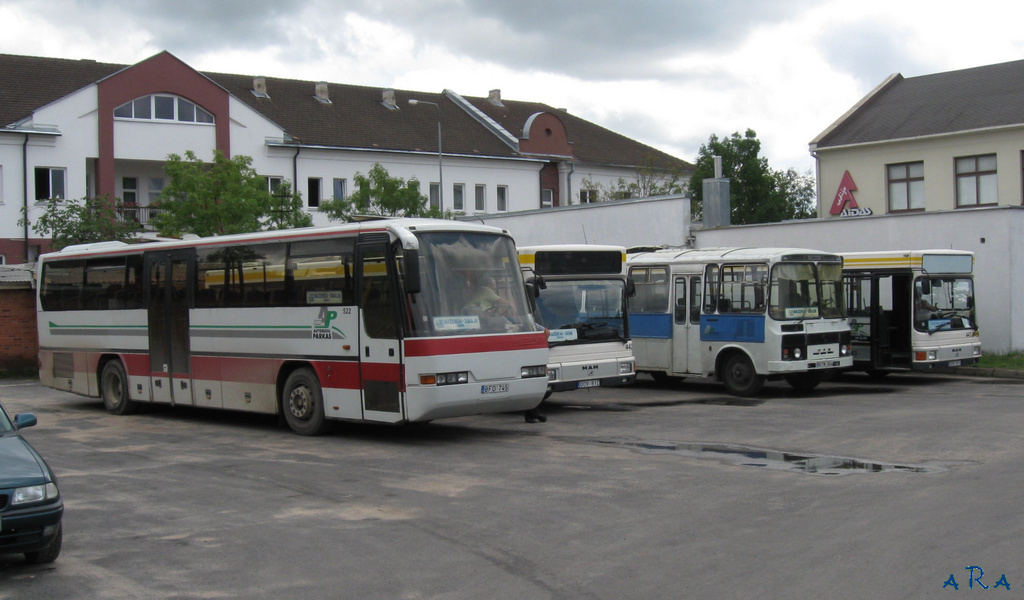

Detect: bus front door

[146,250,194,405]
[671,275,703,375]
[356,240,404,422]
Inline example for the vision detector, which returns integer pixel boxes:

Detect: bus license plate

[481,384,509,394]
[813,360,840,368]
[577,380,600,389]
[948,360,961,367]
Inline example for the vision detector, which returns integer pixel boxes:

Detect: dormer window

[114,95,214,123]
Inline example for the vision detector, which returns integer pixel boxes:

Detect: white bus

[626,247,853,396]
[36,218,549,435]
[841,250,981,374]
[518,245,636,396]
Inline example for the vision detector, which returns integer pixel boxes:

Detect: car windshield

[0,404,14,432]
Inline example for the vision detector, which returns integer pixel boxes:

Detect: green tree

[22,196,143,250]
[688,129,815,224]
[318,163,448,221]
[151,150,312,237]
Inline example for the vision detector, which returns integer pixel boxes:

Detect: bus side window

[674,278,687,324]
[703,265,719,314]
[689,277,702,323]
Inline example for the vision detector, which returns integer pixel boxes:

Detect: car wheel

[101,360,137,415]
[282,368,331,436]
[721,353,765,397]
[24,523,62,565]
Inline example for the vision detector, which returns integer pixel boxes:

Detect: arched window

[114,94,214,124]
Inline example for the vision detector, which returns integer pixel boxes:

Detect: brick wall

[0,287,39,371]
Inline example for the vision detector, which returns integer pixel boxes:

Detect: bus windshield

[535,279,627,346]
[407,231,535,336]
[915,277,975,332]
[769,262,845,320]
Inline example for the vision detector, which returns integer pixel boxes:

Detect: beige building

[810,60,1024,217]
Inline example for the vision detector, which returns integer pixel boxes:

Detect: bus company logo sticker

[312,307,346,340]
[829,171,873,217]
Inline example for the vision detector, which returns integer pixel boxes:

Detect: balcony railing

[116,205,163,229]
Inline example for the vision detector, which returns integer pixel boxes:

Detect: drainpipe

[22,133,30,262]
[292,146,301,195]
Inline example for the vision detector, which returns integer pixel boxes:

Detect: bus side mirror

[919,279,931,295]
[403,249,421,295]
[524,282,539,313]
[625,276,636,298]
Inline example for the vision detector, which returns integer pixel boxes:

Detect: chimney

[488,89,504,106]
[252,76,269,98]
[314,81,331,104]
[381,88,398,110]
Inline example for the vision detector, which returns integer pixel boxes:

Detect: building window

[266,176,283,195]
[307,178,322,208]
[497,185,508,212]
[122,177,138,204]
[148,178,164,203]
[34,167,66,200]
[541,188,553,207]
[453,183,465,211]
[114,95,214,123]
[956,154,997,207]
[580,189,599,204]
[887,161,924,212]
[475,184,486,211]
[429,183,440,210]
[332,178,346,200]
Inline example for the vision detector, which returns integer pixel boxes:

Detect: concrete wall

[459,194,691,248]
[693,206,1023,354]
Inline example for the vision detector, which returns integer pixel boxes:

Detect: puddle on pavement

[578,437,954,475]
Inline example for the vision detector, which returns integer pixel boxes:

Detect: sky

[2,0,1023,173]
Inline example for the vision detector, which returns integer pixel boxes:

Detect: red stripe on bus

[404,332,548,357]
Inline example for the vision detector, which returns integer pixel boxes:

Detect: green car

[0,402,63,564]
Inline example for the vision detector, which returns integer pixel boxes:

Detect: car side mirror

[14,413,37,429]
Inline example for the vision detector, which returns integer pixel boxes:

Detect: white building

[0,51,692,264]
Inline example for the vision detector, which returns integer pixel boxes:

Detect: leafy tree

[579,153,689,203]
[22,196,143,250]
[318,163,448,221]
[151,150,312,237]
[688,129,815,224]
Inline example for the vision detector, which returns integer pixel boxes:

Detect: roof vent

[488,89,504,107]
[252,76,269,98]
[381,88,399,110]
[314,82,331,104]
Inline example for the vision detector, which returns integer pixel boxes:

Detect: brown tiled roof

[813,59,1024,149]
[1,52,691,170]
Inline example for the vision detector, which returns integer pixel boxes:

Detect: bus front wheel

[100,360,137,415]
[282,368,332,436]
[721,354,765,397]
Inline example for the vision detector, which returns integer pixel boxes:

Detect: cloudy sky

[2,0,1022,172]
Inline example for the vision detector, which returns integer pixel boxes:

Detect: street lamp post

[408,98,443,213]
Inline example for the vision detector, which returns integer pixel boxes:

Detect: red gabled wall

[519,112,573,157]
[95,51,231,197]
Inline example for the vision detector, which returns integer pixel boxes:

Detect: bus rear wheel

[100,360,137,415]
[282,368,332,436]
[721,354,764,397]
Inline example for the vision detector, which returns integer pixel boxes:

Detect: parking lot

[1,372,1022,599]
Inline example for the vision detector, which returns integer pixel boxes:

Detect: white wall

[693,206,1024,353]
[460,195,691,248]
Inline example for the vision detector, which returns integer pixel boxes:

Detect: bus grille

[53,352,74,380]
[807,332,841,345]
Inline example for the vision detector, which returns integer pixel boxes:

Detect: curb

[953,367,1024,380]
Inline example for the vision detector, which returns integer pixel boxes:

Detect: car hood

[0,434,51,488]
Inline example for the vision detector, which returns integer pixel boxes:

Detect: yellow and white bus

[518,245,635,396]
[36,218,549,434]
[627,247,852,395]
[841,250,981,373]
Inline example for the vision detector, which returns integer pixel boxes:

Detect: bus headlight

[521,365,547,379]
[547,368,558,381]
[620,361,634,374]
[421,371,469,386]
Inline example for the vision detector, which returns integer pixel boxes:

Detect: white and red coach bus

[35,218,549,434]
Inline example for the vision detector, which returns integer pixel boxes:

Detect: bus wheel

[100,360,137,415]
[282,368,332,436]
[721,354,764,397]
[785,372,822,392]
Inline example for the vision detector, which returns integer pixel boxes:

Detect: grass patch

[977,351,1024,371]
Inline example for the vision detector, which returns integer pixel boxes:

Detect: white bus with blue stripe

[627,247,852,396]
